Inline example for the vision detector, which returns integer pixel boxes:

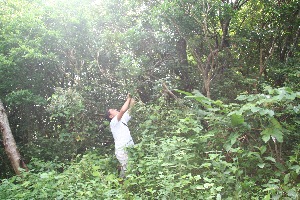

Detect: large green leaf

[261,119,283,143]
[230,114,244,126]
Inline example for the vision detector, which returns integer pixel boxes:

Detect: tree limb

[162,82,178,100]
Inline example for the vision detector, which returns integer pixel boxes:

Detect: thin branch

[162,82,178,100]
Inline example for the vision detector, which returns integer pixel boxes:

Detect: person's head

[105,108,119,122]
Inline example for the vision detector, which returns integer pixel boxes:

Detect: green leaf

[92,165,101,171]
[227,133,240,149]
[194,175,201,181]
[174,89,193,96]
[250,106,261,113]
[203,183,214,188]
[236,95,247,101]
[290,165,300,174]
[260,145,267,154]
[270,118,282,130]
[230,114,244,126]
[259,109,274,116]
[261,118,283,143]
[200,163,212,168]
[92,171,100,177]
[193,127,202,133]
[216,186,224,192]
[263,194,271,200]
[258,163,265,168]
[272,128,283,143]
[287,189,298,198]
[264,156,276,163]
[261,128,272,143]
[40,173,49,179]
[161,163,174,167]
[195,185,205,190]
[284,174,290,184]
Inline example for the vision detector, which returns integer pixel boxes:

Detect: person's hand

[127,93,131,99]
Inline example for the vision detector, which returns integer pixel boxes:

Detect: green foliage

[25,87,101,162]
[230,87,299,146]
[0,148,15,179]
[0,0,299,198]
[1,86,299,199]
[5,90,46,106]
[47,87,85,120]
[266,57,300,91]
[0,153,122,200]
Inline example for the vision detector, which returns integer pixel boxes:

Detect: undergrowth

[1,87,299,199]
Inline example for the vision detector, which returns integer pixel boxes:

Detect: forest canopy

[0,0,299,199]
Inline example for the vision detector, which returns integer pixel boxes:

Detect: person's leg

[115,149,128,178]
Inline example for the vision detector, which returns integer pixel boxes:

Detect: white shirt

[110,111,134,150]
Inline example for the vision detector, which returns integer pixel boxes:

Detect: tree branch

[162,82,178,100]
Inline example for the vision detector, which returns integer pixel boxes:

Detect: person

[105,93,135,178]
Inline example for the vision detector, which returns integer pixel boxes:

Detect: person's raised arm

[128,97,135,113]
[117,93,132,121]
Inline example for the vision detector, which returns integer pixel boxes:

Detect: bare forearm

[117,94,132,121]
[120,97,131,113]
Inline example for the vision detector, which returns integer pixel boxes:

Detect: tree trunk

[204,78,211,99]
[176,38,189,66]
[0,99,26,175]
[176,38,193,91]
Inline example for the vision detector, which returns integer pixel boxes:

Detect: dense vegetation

[0,0,299,199]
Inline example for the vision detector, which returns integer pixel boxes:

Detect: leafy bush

[1,87,299,199]
[0,153,122,200]
[24,87,102,162]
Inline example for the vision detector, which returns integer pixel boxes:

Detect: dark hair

[105,109,112,122]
